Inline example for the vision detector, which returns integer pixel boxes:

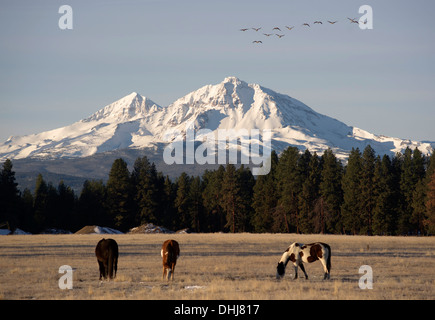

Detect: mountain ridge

[0,76,433,163]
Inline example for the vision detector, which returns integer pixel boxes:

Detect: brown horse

[95,238,118,280]
[161,239,180,281]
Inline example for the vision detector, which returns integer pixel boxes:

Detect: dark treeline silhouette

[1,145,435,235]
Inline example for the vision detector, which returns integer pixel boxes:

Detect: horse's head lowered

[276,261,286,279]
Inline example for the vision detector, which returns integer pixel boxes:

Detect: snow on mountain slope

[0,92,162,160]
[0,77,432,162]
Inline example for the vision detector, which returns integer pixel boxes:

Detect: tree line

[1,145,435,235]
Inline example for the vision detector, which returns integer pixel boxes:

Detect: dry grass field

[0,233,434,300]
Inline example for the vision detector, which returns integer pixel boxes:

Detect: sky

[0,0,434,143]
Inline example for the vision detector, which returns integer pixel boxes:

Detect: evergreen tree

[426,153,435,182]
[236,165,255,232]
[219,164,254,233]
[221,164,240,233]
[0,159,20,230]
[411,179,427,235]
[78,179,108,228]
[174,172,191,229]
[341,148,363,234]
[131,156,160,225]
[106,158,134,231]
[399,147,413,229]
[424,171,435,234]
[33,174,49,231]
[275,147,301,232]
[413,148,426,181]
[399,147,425,234]
[389,153,404,234]
[319,149,343,233]
[312,196,328,234]
[360,145,376,235]
[252,151,279,232]
[188,176,204,232]
[202,166,225,232]
[161,175,176,229]
[298,150,321,233]
[20,188,35,232]
[56,180,76,230]
[45,182,59,229]
[410,148,427,234]
[30,175,60,231]
[252,175,272,232]
[154,171,166,224]
[16,172,77,232]
[372,155,396,235]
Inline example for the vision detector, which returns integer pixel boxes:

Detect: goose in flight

[276,34,285,38]
[252,27,262,31]
[272,27,281,31]
[314,21,322,24]
[263,33,273,36]
[347,18,358,24]
[240,28,249,31]
[285,26,294,30]
[327,20,338,24]
[252,40,263,44]
[302,23,310,27]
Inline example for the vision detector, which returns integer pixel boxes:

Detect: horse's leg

[320,258,330,280]
[114,257,118,279]
[162,266,166,280]
[299,263,308,279]
[98,261,104,280]
[293,264,298,279]
[103,262,109,280]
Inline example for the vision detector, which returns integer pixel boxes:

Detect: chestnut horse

[161,239,180,281]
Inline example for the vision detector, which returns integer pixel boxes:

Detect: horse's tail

[324,243,331,273]
[113,251,118,278]
[167,240,179,265]
[108,245,114,279]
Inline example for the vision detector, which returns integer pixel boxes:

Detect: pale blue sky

[1,0,434,143]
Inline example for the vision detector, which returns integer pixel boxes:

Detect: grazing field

[0,233,434,300]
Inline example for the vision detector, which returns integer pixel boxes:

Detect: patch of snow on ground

[0,229,11,235]
[129,223,174,234]
[184,285,207,291]
[93,226,123,234]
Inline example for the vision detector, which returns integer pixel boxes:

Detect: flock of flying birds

[241,18,362,44]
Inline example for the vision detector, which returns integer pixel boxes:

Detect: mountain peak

[125,91,142,101]
[222,76,252,89]
[84,92,160,123]
[223,76,242,84]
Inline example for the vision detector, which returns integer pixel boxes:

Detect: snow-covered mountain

[0,77,433,163]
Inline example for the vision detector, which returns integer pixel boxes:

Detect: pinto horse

[95,238,119,280]
[276,242,331,280]
[161,239,180,281]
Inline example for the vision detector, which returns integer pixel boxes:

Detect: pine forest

[1,145,435,236]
